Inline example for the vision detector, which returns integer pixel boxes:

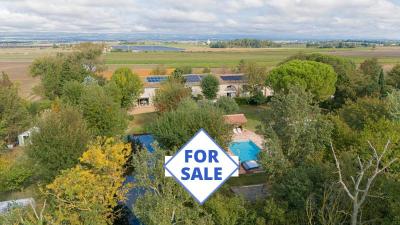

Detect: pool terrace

[228,129,265,174]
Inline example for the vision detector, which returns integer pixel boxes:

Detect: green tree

[61,80,84,106]
[270,164,334,224]
[110,67,143,108]
[79,85,127,137]
[27,105,90,180]
[352,58,383,98]
[215,96,239,114]
[266,60,337,101]
[30,48,104,99]
[59,54,91,85]
[30,56,63,99]
[170,68,186,83]
[259,87,333,170]
[0,72,30,146]
[387,89,400,120]
[0,153,32,192]
[378,68,388,98]
[243,62,267,95]
[284,53,358,109]
[337,97,389,131]
[75,42,106,73]
[201,74,220,99]
[205,193,249,225]
[103,81,123,105]
[387,64,400,88]
[153,78,191,112]
[132,145,214,225]
[360,58,382,80]
[149,99,231,150]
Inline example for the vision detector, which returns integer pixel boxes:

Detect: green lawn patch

[227,172,267,186]
[238,104,268,131]
[127,112,158,134]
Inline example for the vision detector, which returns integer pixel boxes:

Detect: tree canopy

[215,96,239,114]
[30,44,105,99]
[79,85,127,137]
[153,78,192,112]
[283,53,357,109]
[0,72,30,146]
[110,67,143,108]
[243,61,268,96]
[201,74,220,99]
[259,87,333,171]
[45,138,131,224]
[149,99,231,150]
[27,105,90,180]
[266,60,337,101]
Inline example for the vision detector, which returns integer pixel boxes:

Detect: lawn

[126,112,158,134]
[238,104,268,131]
[226,172,268,186]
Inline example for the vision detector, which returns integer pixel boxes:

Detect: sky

[1,0,400,39]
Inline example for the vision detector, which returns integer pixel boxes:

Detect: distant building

[136,74,272,107]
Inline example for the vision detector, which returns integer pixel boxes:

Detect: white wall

[136,83,273,106]
[139,87,157,104]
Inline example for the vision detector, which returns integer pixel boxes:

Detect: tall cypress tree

[378,68,386,98]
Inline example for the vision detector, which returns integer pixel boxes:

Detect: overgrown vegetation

[3,45,400,225]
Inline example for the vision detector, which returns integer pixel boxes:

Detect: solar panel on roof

[220,75,243,81]
[146,76,168,83]
[184,74,203,83]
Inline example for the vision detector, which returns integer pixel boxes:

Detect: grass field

[105,47,400,68]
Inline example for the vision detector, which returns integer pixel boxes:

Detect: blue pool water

[229,141,261,162]
[127,134,155,152]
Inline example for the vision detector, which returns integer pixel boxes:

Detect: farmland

[2,46,400,99]
[105,47,400,67]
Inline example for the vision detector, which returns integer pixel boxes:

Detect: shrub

[215,97,239,114]
[234,97,250,105]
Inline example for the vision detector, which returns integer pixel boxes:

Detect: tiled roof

[223,114,248,125]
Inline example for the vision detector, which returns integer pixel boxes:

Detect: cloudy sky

[1,0,400,39]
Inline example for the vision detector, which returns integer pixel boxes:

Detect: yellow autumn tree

[45,138,132,225]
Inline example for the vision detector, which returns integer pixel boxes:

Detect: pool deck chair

[242,160,260,171]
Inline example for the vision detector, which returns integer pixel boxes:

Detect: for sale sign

[164,129,239,204]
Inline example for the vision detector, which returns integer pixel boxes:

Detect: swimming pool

[229,140,261,162]
[127,134,155,152]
